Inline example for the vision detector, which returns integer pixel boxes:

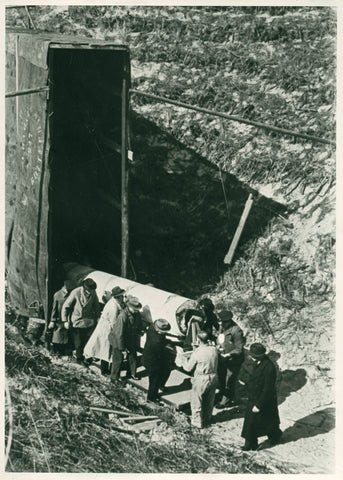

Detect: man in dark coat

[48,280,73,356]
[109,296,144,382]
[216,310,245,408]
[142,318,172,403]
[240,343,282,451]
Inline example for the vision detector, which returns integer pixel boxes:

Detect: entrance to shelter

[48,47,127,295]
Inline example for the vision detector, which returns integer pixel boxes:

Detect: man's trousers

[147,366,171,401]
[191,374,217,428]
[72,327,93,361]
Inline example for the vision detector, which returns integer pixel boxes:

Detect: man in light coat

[62,278,100,365]
[84,286,125,375]
[178,331,218,429]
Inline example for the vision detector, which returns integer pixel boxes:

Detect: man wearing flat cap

[216,310,245,408]
[62,278,100,365]
[84,286,125,375]
[109,295,144,382]
[240,343,282,450]
[142,318,173,403]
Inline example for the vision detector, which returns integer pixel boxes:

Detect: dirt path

[209,380,335,474]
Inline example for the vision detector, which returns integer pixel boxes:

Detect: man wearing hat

[178,331,218,428]
[84,286,125,375]
[216,310,245,408]
[48,280,73,356]
[109,295,144,382]
[62,278,100,365]
[240,343,282,451]
[142,318,173,403]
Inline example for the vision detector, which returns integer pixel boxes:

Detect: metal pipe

[6,86,49,98]
[130,89,335,146]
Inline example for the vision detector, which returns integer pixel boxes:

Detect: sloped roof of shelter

[6,29,129,69]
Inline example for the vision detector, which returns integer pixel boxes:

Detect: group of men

[48,279,281,451]
[49,279,145,383]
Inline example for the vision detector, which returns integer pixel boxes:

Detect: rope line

[131,89,335,146]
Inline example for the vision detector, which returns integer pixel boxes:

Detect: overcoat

[109,307,143,351]
[218,324,245,363]
[50,288,70,344]
[84,297,122,362]
[241,355,280,439]
[62,286,100,328]
[142,324,169,374]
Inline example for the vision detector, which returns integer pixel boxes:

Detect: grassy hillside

[6,5,336,473]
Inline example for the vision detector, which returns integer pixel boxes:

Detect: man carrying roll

[177,331,218,429]
[109,295,144,383]
[216,310,245,408]
[142,318,173,403]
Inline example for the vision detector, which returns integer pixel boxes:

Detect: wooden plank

[128,365,192,410]
[90,406,134,416]
[121,70,129,278]
[122,415,158,422]
[224,193,254,265]
[126,420,161,432]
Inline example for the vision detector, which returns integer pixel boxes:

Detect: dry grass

[5,326,283,473]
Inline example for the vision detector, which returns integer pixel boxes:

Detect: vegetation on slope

[5,325,286,473]
[6,5,335,192]
[5,5,336,472]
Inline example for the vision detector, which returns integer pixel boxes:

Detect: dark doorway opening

[48,48,126,294]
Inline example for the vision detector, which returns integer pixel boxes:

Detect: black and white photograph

[3,2,338,474]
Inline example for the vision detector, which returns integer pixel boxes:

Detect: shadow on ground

[210,349,308,426]
[267,350,307,405]
[130,113,288,297]
[258,407,335,450]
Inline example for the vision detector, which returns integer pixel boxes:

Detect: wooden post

[121,68,129,278]
[224,193,254,265]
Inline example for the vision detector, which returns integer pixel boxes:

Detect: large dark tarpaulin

[6,33,50,316]
[6,32,130,317]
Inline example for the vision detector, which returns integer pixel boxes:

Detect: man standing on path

[48,280,73,357]
[109,296,144,383]
[142,318,173,403]
[84,286,125,375]
[240,343,282,451]
[216,310,245,408]
[61,278,100,365]
[177,331,218,429]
